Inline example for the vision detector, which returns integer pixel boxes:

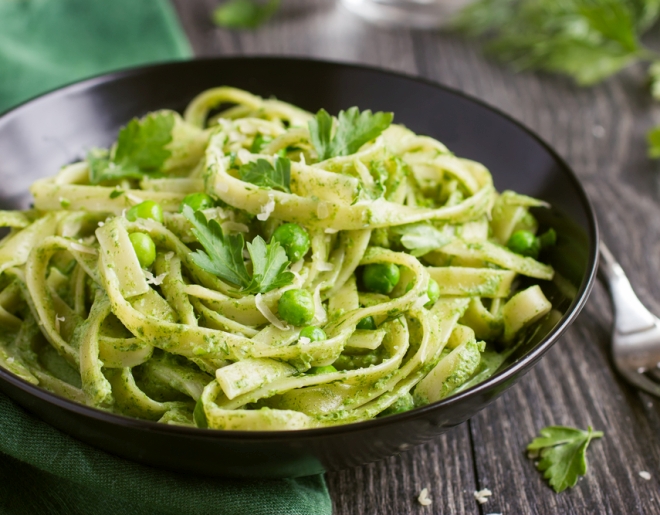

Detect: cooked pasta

[0,87,557,430]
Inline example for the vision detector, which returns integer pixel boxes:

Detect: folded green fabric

[0,0,191,113]
[0,1,332,513]
[0,394,331,515]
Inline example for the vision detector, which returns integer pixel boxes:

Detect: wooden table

[172,1,660,512]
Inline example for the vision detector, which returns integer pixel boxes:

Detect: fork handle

[599,241,657,334]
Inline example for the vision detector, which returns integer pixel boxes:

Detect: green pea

[126,200,164,224]
[308,365,337,375]
[299,326,326,342]
[356,316,377,330]
[506,230,540,259]
[425,279,440,308]
[362,263,400,294]
[179,193,214,213]
[271,223,310,262]
[278,289,315,326]
[129,232,156,268]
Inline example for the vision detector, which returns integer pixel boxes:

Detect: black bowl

[0,57,598,478]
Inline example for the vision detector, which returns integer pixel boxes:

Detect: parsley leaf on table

[238,156,291,192]
[212,0,280,29]
[308,107,394,161]
[182,205,293,293]
[454,0,660,86]
[88,112,175,184]
[527,425,604,493]
[647,126,660,157]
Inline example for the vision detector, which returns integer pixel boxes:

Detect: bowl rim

[0,55,599,440]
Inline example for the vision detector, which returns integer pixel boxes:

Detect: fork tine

[616,366,660,397]
[601,241,660,398]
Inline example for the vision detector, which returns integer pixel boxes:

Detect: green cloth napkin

[0,395,331,515]
[0,1,332,513]
[0,0,191,113]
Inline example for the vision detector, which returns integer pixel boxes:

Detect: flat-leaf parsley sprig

[238,156,291,192]
[455,0,660,89]
[455,0,660,162]
[309,107,394,161]
[212,0,280,29]
[527,425,604,493]
[182,205,294,293]
[88,112,175,184]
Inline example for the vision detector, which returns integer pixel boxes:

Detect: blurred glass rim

[340,0,476,29]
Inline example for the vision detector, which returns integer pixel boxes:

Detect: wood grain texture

[172,1,660,513]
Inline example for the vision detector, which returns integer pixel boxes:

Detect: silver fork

[600,242,660,396]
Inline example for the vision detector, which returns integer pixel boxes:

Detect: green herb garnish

[309,107,393,161]
[182,205,293,293]
[238,156,291,192]
[88,112,175,184]
[455,0,660,87]
[647,126,660,158]
[527,425,603,493]
[212,0,280,29]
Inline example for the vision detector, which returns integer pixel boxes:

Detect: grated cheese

[640,471,652,480]
[55,315,65,333]
[417,488,432,506]
[298,336,311,345]
[144,270,168,286]
[324,228,339,234]
[474,489,492,504]
[255,293,289,331]
[257,194,275,221]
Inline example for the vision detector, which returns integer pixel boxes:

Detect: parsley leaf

[250,133,273,153]
[109,189,124,199]
[88,112,175,184]
[243,236,294,294]
[238,157,291,192]
[650,61,660,100]
[527,425,603,493]
[183,205,250,287]
[213,0,280,29]
[647,126,660,158]
[308,109,334,161]
[309,107,394,161]
[455,0,659,86]
[182,205,293,293]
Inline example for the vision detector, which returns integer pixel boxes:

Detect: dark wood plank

[327,429,478,515]
[171,2,660,513]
